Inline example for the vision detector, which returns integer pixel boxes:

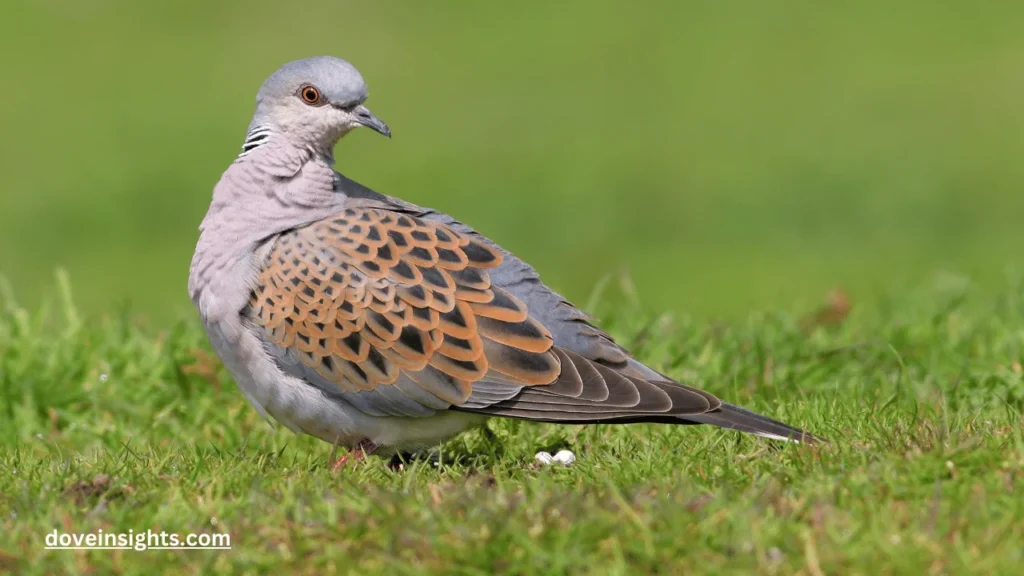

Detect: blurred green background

[1,1,1022,321]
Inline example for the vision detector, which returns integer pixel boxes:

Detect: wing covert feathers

[248,206,820,443]
[249,207,559,404]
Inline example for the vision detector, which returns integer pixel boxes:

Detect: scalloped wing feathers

[247,206,717,421]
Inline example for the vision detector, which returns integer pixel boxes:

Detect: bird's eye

[299,85,323,106]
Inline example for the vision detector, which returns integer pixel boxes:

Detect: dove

[188,56,821,465]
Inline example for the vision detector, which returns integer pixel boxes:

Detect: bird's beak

[353,105,391,138]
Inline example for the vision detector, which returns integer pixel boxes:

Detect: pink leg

[330,438,378,471]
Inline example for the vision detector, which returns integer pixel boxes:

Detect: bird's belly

[206,317,485,453]
[294,408,487,456]
[247,375,488,455]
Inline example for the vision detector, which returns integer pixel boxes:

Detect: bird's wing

[246,204,717,420]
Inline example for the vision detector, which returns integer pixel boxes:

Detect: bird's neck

[241,125,341,165]
[189,138,346,304]
[203,127,348,258]
[239,125,272,157]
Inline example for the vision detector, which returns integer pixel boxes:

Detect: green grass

[3,2,1022,573]
[0,273,1021,574]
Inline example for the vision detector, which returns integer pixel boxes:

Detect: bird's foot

[387,452,414,471]
[330,438,378,472]
[386,449,441,471]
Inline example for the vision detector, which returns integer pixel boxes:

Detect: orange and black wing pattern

[247,206,817,441]
[249,207,565,405]
[249,206,719,421]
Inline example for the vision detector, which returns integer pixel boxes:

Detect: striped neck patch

[239,126,274,157]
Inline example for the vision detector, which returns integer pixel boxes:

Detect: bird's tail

[683,402,824,444]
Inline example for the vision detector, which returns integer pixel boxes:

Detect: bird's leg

[387,450,423,471]
[330,438,378,471]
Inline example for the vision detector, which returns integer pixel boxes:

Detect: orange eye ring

[299,85,323,106]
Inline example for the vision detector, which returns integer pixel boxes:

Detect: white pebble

[535,450,576,467]
[553,450,576,466]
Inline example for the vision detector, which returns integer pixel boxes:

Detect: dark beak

[353,105,391,138]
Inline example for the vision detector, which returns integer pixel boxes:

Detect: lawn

[2,2,1024,573]
[1,273,1020,574]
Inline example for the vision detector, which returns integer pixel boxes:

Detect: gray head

[249,56,390,149]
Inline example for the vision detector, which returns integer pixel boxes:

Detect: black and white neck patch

[239,126,274,157]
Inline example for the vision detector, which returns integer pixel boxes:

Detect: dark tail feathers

[683,402,824,444]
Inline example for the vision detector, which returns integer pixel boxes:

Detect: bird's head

[249,56,390,151]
